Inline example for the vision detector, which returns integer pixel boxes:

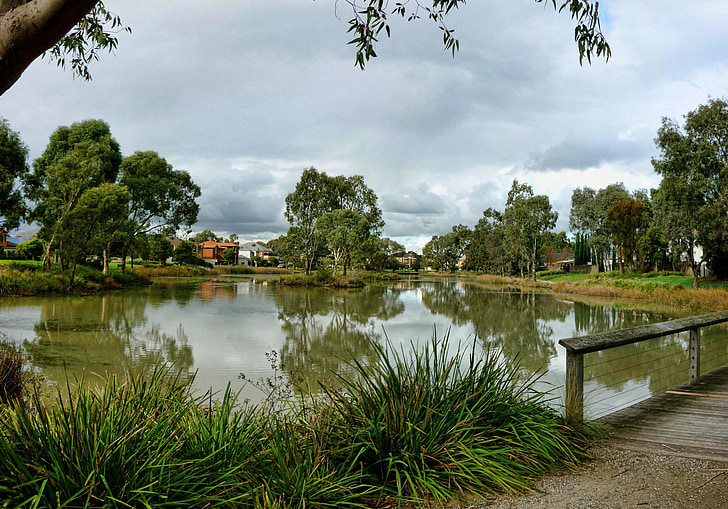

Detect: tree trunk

[0,0,99,95]
[102,245,110,275]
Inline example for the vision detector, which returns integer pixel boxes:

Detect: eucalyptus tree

[316,209,370,276]
[0,1,608,95]
[503,180,557,280]
[605,198,647,272]
[0,119,29,232]
[284,167,382,274]
[27,119,122,271]
[118,151,201,270]
[466,208,507,275]
[651,98,728,288]
[57,182,129,286]
[569,183,629,271]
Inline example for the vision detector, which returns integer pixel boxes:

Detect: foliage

[466,208,507,274]
[149,235,174,265]
[192,229,221,243]
[423,224,470,272]
[606,198,647,272]
[284,168,382,275]
[43,2,131,82]
[172,240,201,266]
[221,247,238,265]
[344,0,609,69]
[27,119,123,272]
[503,180,557,280]
[14,238,44,261]
[0,333,593,508]
[323,333,590,503]
[118,151,201,267]
[0,119,30,232]
[316,209,371,276]
[651,98,728,289]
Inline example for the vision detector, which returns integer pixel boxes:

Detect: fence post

[689,326,701,385]
[565,349,584,423]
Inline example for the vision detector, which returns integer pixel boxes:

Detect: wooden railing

[558,310,728,423]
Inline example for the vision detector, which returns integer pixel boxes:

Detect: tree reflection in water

[419,281,570,375]
[23,292,194,387]
[275,285,404,391]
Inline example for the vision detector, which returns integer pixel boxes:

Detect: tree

[422,225,469,272]
[466,208,507,275]
[192,230,221,244]
[637,226,667,273]
[606,198,647,272]
[148,235,174,265]
[0,1,608,95]
[118,151,201,269]
[172,240,200,266]
[15,238,43,260]
[363,237,404,271]
[27,119,122,271]
[284,167,382,274]
[503,180,557,280]
[56,182,129,286]
[569,184,629,271]
[651,98,728,289]
[221,247,238,265]
[0,119,29,232]
[316,209,370,276]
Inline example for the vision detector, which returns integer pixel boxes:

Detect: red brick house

[196,240,239,265]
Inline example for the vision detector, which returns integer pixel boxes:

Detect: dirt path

[472,445,728,509]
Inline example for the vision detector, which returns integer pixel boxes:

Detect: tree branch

[0,0,98,94]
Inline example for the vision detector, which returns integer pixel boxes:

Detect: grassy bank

[0,262,148,297]
[0,335,589,508]
[537,271,728,314]
[279,268,399,288]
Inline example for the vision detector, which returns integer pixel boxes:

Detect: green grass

[0,334,591,508]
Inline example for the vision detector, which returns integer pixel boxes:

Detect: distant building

[239,241,275,266]
[196,240,239,265]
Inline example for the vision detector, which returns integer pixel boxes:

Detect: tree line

[0,118,201,284]
[422,98,728,290]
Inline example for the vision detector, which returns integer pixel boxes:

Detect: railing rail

[558,310,728,423]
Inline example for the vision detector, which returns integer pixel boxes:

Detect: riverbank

[0,336,591,508]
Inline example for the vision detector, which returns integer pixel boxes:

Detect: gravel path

[464,445,728,509]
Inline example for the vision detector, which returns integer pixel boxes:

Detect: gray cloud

[2,0,728,252]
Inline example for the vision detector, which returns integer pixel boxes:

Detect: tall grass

[0,334,591,508]
[322,335,589,504]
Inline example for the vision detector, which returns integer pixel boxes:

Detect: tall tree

[0,1,608,95]
[466,208,507,275]
[118,151,201,269]
[284,167,382,274]
[503,180,557,280]
[27,119,122,271]
[316,209,370,276]
[651,98,728,289]
[56,182,129,286]
[606,198,647,272]
[0,119,29,232]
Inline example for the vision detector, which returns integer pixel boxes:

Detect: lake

[2,275,720,418]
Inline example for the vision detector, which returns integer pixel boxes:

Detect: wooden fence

[558,310,728,423]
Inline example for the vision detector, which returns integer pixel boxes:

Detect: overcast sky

[3,1,728,252]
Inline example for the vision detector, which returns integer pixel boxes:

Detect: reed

[321,333,590,504]
[0,336,591,508]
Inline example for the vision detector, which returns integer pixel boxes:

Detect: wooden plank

[559,310,728,354]
[601,365,728,461]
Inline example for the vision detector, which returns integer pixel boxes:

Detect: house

[196,240,239,265]
[0,230,17,250]
[239,241,275,266]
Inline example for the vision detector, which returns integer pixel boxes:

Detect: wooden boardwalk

[600,365,728,462]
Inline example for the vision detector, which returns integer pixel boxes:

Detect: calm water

[2,275,721,417]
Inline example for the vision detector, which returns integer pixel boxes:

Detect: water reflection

[20,292,194,385]
[418,281,570,374]
[3,277,718,417]
[275,286,404,389]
